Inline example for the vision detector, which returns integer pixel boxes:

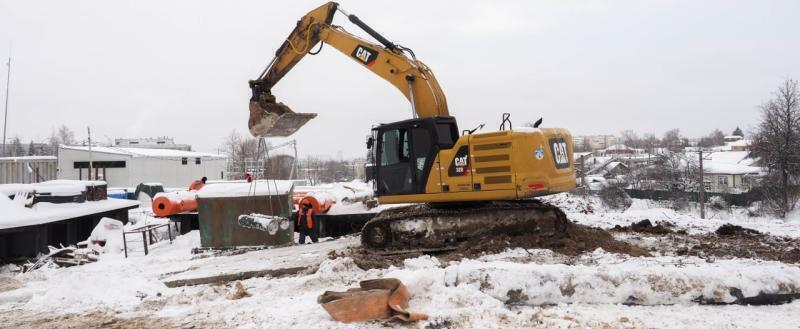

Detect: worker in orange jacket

[294,202,318,244]
[189,177,207,191]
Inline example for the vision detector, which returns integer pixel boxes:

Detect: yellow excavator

[248,2,576,252]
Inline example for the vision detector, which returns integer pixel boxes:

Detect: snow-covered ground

[1,194,800,328]
[543,193,800,238]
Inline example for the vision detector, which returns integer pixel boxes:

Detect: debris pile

[23,246,99,273]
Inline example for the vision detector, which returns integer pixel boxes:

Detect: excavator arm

[248,2,449,137]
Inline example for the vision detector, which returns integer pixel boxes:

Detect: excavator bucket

[248,91,317,137]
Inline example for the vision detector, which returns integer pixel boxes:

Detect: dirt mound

[348,222,649,270]
[449,223,649,260]
[613,219,676,235]
[716,224,761,236]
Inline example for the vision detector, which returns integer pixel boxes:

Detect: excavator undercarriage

[361,200,569,253]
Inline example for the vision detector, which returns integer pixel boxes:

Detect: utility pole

[2,44,11,157]
[87,127,93,180]
[579,154,586,199]
[698,150,705,219]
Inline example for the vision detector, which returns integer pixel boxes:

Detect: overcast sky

[0,0,798,158]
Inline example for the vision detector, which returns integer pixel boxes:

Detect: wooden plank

[163,266,312,288]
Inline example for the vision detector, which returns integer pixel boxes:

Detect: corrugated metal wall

[0,157,58,184]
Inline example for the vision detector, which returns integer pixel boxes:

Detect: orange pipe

[292,191,310,206]
[299,191,335,214]
[152,195,198,217]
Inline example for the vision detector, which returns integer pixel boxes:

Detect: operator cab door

[374,117,458,197]
[376,128,415,195]
[375,122,438,196]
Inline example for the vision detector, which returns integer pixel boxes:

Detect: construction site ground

[1,194,800,328]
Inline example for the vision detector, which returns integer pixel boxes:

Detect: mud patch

[0,276,23,293]
[0,310,216,329]
[618,225,800,264]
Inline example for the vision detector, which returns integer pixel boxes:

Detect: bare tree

[698,129,726,147]
[57,125,76,145]
[642,133,660,154]
[10,137,24,157]
[752,79,800,217]
[619,129,641,148]
[662,129,683,150]
[47,128,60,155]
[651,151,699,192]
[27,140,35,156]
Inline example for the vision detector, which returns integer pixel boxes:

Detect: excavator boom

[248,2,448,137]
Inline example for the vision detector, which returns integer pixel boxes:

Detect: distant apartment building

[114,137,191,151]
[573,135,618,151]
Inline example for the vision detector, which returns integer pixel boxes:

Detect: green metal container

[197,191,293,248]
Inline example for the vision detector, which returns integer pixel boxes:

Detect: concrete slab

[161,236,358,287]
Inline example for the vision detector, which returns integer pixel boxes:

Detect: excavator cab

[371,117,458,196]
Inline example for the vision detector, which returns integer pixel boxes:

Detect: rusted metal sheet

[197,193,293,248]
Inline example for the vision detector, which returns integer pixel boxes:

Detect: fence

[624,188,762,207]
[0,156,58,184]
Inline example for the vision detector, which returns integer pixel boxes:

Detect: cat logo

[448,146,470,176]
[548,138,570,169]
[350,45,378,67]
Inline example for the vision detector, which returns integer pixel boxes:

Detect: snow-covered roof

[727,139,751,147]
[197,180,294,198]
[0,156,57,161]
[704,151,761,175]
[0,180,106,197]
[604,144,633,151]
[704,163,762,175]
[0,197,140,230]
[60,145,227,159]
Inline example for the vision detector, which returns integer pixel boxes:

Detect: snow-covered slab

[0,198,140,230]
[161,236,357,287]
[196,180,294,198]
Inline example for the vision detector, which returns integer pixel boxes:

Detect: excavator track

[361,199,569,254]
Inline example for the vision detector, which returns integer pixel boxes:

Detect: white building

[58,145,227,188]
[702,151,761,193]
[574,135,618,150]
[114,137,191,151]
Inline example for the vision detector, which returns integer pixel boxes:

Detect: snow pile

[85,218,126,254]
[544,194,800,238]
[197,180,293,198]
[386,251,800,308]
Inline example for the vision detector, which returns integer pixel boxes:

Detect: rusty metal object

[197,194,293,248]
[318,278,428,323]
[122,223,174,258]
[361,200,569,252]
[248,91,316,137]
